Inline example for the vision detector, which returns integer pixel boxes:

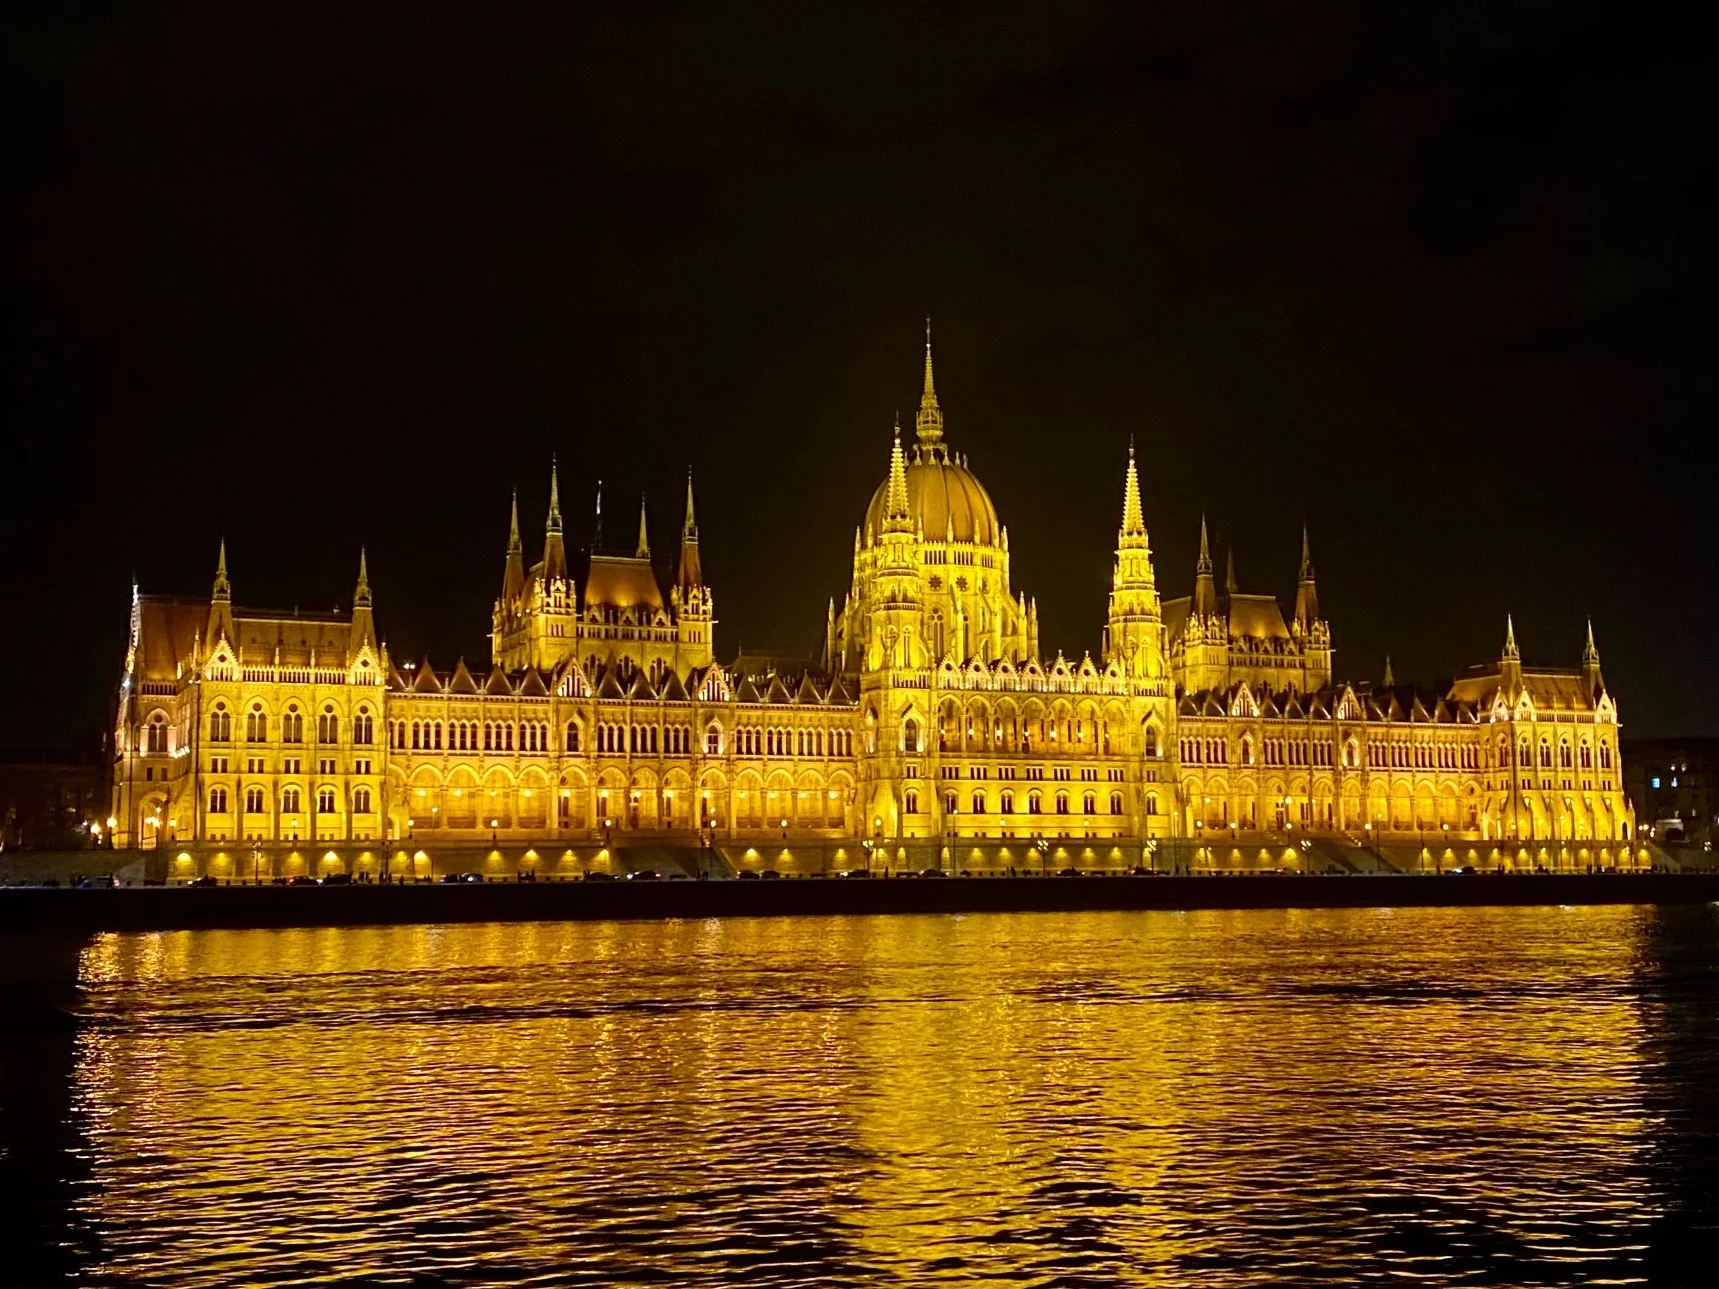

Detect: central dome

[864,448,1001,546]
[863,328,1002,546]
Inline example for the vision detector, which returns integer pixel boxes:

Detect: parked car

[458,872,486,884]
[1129,865,1156,876]
[736,870,760,881]
[1056,867,1082,878]
[625,869,661,881]
[759,869,782,880]
[1449,866,1479,876]
[286,875,318,887]
[319,872,352,886]
[916,868,949,878]
[583,871,615,882]
[837,869,872,879]
[188,875,219,887]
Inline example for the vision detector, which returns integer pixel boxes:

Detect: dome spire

[915,317,944,448]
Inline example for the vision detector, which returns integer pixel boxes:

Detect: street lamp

[1034,834,1050,877]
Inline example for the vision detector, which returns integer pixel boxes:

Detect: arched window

[904,719,920,754]
[1110,792,1123,815]
[246,706,267,742]
[317,708,338,743]
[208,786,228,813]
[282,709,303,743]
[281,787,301,813]
[317,786,337,814]
[1600,743,1612,769]
[1056,793,1070,815]
[433,722,443,750]
[1145,792,1159,816]
[353,786,372,813]
[244,786,264,814]
[353,711,373,745]
[566,721,582,752]
[904,789,920,815]
[1241,736,1254,766]
[1082,792,1096,815]
[706,723,721,755]
[1028,791,1042,814]
[1579,741,1592,769]
[1559,740,1572,768]
[1000,790,1014,814]
[1143,725,1159,757]
[209,706,230,742]
[1343,739,1358,768]
[1540,739,1552,767]
[972,790,987,814]
[945,790,958,814]
[145,715,167,754]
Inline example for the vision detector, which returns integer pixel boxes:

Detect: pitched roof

[447,658,480,694]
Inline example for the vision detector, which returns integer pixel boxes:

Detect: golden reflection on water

[69,907,1690,1286]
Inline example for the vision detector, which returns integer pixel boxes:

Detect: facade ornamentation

[111,335,1636,877]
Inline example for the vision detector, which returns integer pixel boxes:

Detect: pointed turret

[1118,441,1149,548]
[824,597,836,670]
[1293,523,1320,632]
[676,471,704,592]
[592,479,604,552]
[636,493,650,559]
[1500,613,1522,692]
[206,539,234,649]
[1105,443,1163,672]
[1225,547,1239,595]
[1382,654,1395,688]
[351,548,377,657]
[502,490,527,605]
[1581,618,1603,694]
[543,457,568,583]
[914,318,944,449]
[1192,515,1219,618]
[883,417,913,532]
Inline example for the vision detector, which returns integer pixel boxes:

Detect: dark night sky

[4,2,1715,748]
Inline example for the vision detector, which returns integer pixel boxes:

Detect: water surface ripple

[58,905,1719,1286]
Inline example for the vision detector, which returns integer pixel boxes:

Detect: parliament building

[111,338,1641,879]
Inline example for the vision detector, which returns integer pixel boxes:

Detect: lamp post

[1034,834,1049,877]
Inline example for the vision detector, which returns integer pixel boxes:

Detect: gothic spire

[682,469,698,540]
[502,490,526,603]
[1192,514,1219,618]
[212,539,230,603]
[1503,613,1520,661]
[206,539,234,650]
[543,457,567,582]
[1382,654,1394,688]
[636,493,650,559]
[914,318,944,447]
[1294,523,1320,631]
[883,415,913,531]
[1118,441,1148,546]
[355,547,371,609]
[592,479,604,552]
[351,548,376,657]
[676,473,704,593]
[1583,618,1600,665]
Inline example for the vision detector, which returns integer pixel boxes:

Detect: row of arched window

[204,703,372,745]
[905,788,1135,817]
[208,785,372,814]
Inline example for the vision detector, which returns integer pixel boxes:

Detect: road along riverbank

[2,871,1717,935]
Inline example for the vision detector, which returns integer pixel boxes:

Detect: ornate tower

[671,472,714,663]
[1103,444,1164,680]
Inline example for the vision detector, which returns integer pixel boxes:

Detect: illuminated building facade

[110,337,1637,876]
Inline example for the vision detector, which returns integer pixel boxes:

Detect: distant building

[0,750,108,851]
[1623,738,1719,845]
[107,333,1638,878]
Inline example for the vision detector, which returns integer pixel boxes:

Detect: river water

[17,905,1719,1286]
